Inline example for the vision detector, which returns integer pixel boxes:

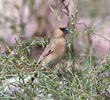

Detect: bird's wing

[36,48,53,65]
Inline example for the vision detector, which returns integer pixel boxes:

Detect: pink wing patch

[41,49,51,58]
[37,49,53,64]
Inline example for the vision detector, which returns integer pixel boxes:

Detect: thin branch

[92,32,110,42]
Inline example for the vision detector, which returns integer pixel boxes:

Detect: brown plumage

[36,26,70,68]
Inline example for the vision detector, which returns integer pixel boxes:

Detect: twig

[92,32,110,42]
[76,21,110,43]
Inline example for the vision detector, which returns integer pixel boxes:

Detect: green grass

[0,0,110,99]
[0,28,110,100]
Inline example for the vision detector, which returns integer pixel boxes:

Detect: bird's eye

[59,27,70,34]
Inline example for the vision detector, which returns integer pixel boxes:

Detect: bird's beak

[65,27,70,31]
[63,27,70,34]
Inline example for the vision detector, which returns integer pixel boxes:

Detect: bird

[28,26,70,82]
[35,26,70,69]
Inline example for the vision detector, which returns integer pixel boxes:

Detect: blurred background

[0,0,110,99]
[0,0,110,58]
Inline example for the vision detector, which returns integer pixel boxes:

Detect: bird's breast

[54,38,66,55]
[40,38,66,67]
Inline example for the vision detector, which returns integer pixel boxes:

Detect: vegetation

[0,0,110,99]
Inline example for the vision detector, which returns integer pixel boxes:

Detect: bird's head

[53,26,70,39]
